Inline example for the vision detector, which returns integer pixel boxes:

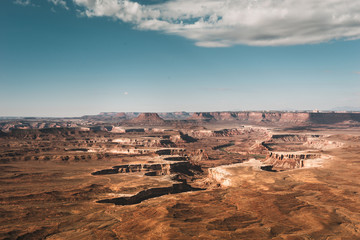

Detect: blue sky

[1,0,360,117]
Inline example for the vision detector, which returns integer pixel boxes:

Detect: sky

[1,0,360,117]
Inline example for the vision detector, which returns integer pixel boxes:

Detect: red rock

[129,113,165,125]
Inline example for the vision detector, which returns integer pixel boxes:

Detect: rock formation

[129,113,165,125]
[91,161,192,176]
[71,111,360,128]
[188,111,360,124]
[208,159,274,187]
[158,112,190,120]
[264,151,321,169]
[188,112,216,121]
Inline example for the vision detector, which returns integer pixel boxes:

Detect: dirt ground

[1,125,360,239]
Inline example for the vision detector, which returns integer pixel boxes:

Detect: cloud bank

[14,0,32,6]
[64,0,360,47]
[48,0,69,10]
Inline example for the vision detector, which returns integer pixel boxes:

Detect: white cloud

[14,0,32,6]
[48,0,69,10]
[71,0,360,47]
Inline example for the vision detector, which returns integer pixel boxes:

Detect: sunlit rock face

[187,111,360,124]
[208,159,273,187]
[265,152,321,169]
[129,113,166,125]
[2,113,360,239]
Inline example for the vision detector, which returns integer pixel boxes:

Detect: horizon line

[2,109,360,119]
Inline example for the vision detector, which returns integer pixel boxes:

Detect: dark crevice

[97,183,204,206]
[260,165,277,172]
[212,143,234,150]
[163,156,187,161]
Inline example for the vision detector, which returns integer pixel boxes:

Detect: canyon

[1,112,360,239]
[83,111,360,124]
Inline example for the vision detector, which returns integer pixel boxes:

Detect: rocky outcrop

[209,112,238,121]
[5,112,359,133]
[304,138,344,150]
[82,112,140,120]
[267,152,320,161]
[212,128,256,137]
[0,121,82,133]
[262,134,343,151]
[92,161,192,176]
[188,112,216,121]
[265,152,321,169]
[280,113,310,122]
[112,137,176,147]
[208,159,274,187]
[185,130,214,138]
[184,127,270,138]
[170,132,197,143]
[108,147,185,155]
[309,112,360,124]
[158,112,191,120]
[0,153,114,163]
[155,148,185,155]
[188,111,360,124]
[188,149,209,163]
[266,134,310,145]
[208,166,233,187]
[3,112,360,134]
[129,113,165,125]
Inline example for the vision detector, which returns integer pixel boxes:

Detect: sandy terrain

[0,119,360,239]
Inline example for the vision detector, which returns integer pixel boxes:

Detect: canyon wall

[128,113,166,125]
[80,111,360,124]
[265,152,321,169]
[3,111,359,133]
[188,112,360,124]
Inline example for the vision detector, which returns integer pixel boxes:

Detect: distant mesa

[129,113,165,124]
[77,111,360,125]
[82,112,140,120]
[188,112,216,121]
[115,112,126,118]
[187,111,360,124]
[158,112,191,120]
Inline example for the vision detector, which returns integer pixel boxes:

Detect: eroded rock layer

[1,117,360,239]
[188,111,360,123]
[265,152,321,169]
[92,161,192,176]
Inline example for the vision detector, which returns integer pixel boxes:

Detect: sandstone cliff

[188,112,360,124]
[129,113,165,125]
[79,111,360,125]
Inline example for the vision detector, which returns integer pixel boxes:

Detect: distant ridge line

[82,111,360,124]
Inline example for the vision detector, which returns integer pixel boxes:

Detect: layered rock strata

[188,112,360,124]
[265,152,321,169]
[129,113,165,125]
[208,159,273,187]
[91,161,191,176]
